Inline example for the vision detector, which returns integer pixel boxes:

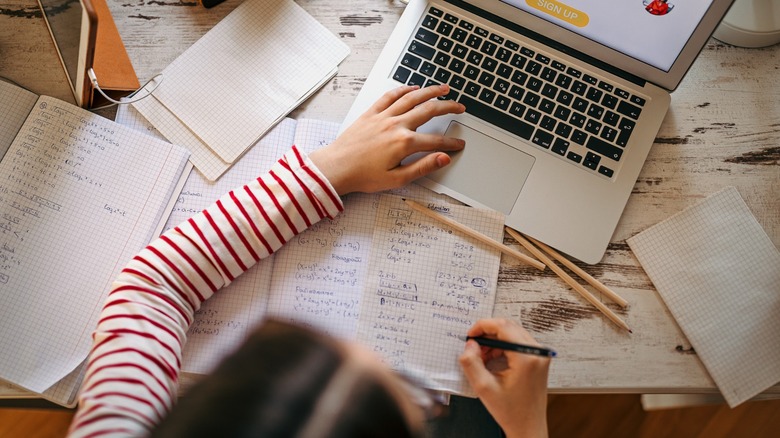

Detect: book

[116,105,506,397]
[0,80,190,406]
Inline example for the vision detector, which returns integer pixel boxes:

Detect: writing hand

[309,84,465,195]
[459,318,551,438]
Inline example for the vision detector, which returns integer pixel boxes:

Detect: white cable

[88,68,163,108]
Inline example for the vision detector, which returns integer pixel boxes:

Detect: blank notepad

[627,187,780,407]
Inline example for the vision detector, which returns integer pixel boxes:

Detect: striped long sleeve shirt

[67,147,343,437]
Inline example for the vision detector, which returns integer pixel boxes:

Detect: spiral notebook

[627,187,780,407]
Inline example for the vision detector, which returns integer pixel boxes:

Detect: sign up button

[526,0,589,27]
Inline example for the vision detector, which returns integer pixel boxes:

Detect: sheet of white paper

[356,195,505,396]
[150,0,349,164]
[627,187,780,407]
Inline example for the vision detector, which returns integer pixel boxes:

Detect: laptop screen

[499,0,715,72]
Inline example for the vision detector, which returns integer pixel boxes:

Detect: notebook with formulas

[0,80,190,407]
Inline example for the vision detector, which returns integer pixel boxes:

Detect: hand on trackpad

[429,121,534,214]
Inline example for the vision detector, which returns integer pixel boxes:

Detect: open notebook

[115,105,506,396]
[0,81,190,406]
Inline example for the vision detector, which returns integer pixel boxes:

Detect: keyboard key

[464,81,481,97]
[420,61,436,77]
[509,85,524,100]
[532,129,554,148]
[566,67,582,78]
[475,27,489,37]
[587,104,604,119]
[616,128,632,147]
[481,57,498,72]
[409,41,435,60]
[586,87,603,103]
[524,108,541,124]
[541,67,557,82]
[554,122,572,138]
[437,37,454,52]
[436,21,453,36]
[597,81,613,92]
[571,80,587,96]
[567,151,583,163]
[540,115,556,131]
[615,88,630,99]
[523,92,541,107]
[603,110,620,126]
[573,97,589,113]
[496,48,512,62]
[466,34,483,49]
[429,7,443,16]
[449,75,466,90]
[467,50,483,65]
[495,95,511,110]
[464,65,479,80]
[479,88,496,104]
[490,33,504,44]
[453,28,468,42]
[541,83,557,99]
[415,28,438,46]
[617,100,642,119]
[511,70,528,86]
[583,152,600,170]
[556,90,573,106]
[630,95,646,106]
[496,63,512,79]
[570,112,586,128]
[511,53,527,69]
[401,53,422,70]
[505,40,520,51]
[408,73,426,87]
[481,41,498,56]
[551,61,566,71]
[459,19,474,30]
[422,15,438,30]
[509,101,526,118]
[583,74,598,85]
[600,126,618,142]
[535,53,550,64]
[598,166,614,177]
[587,136,623,161]
[552,138,569,155]
[601,94,618,110]
[478,71,495,87]
[434,69,451,83]
[440,88,459,101]
[520,47,534,57]
[493,78,510,94]
[459,95,534,140]
[553,106,571,121]
[525,60,542,75]
[539,98,555,114]
[585,119,601,135]
[555,74,572,89]
[393,66,411,83]
[434,52,451,67]
[452,44,468,59]
[449,59,465,74]
[527,77,542,92]
[444,13,459,23]
[571,129,588,145]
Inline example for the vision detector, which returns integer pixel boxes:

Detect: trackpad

[429,121,534,214]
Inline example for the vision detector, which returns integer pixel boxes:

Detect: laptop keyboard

[392,6,647,179]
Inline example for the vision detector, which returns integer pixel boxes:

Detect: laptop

[341,0,734,264]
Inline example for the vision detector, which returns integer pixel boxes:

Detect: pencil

[524,234,629,308]
[460,335,557,358]
[402,199,545,271]
[504,227,632,333]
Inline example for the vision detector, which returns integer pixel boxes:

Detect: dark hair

[152,320,418,438]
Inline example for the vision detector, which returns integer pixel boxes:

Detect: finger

[402,131,465,157]
[401,98,466,128]
[368,85,420,115]
[459,340,499,394]
[385,84,451,116]
[390,152,451,186]
[468,319,538,345]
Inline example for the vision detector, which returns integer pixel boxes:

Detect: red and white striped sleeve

[67,146,343,437]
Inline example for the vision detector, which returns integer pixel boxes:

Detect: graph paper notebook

[0,80,190,407]
[627,187,780,407]
[135,0,349,179]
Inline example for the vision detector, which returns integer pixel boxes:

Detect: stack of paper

[133,0,349,180]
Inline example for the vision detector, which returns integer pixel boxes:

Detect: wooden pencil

[402,199,545,271]
[504,227,632,333]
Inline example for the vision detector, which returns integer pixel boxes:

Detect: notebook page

[152,0,349,164]
[0,96,189,394]
[0,81,38,158]
[627,187,780,407]
[355,195,505,396]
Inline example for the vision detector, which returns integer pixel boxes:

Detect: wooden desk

[1,0,778,398]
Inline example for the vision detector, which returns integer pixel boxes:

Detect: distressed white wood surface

[1,0,778,395]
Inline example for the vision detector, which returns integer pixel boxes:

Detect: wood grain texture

[0,0,778,396]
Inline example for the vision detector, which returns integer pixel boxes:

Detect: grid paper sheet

[0,95,190,398]
[627,187,780,407]
[149,0,349,166]
[0,81,38,158]
[356,195,505,396]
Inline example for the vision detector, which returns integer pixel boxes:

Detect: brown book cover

[89,0,140,107]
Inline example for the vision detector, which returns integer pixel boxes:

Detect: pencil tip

[628,329,633,334]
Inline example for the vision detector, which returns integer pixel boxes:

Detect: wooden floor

[1,394,778,437]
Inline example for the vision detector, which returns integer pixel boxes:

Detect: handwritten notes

[0,91,189,396]
[357,195,505,395]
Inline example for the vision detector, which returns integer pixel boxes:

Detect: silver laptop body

[342,0,734,264]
